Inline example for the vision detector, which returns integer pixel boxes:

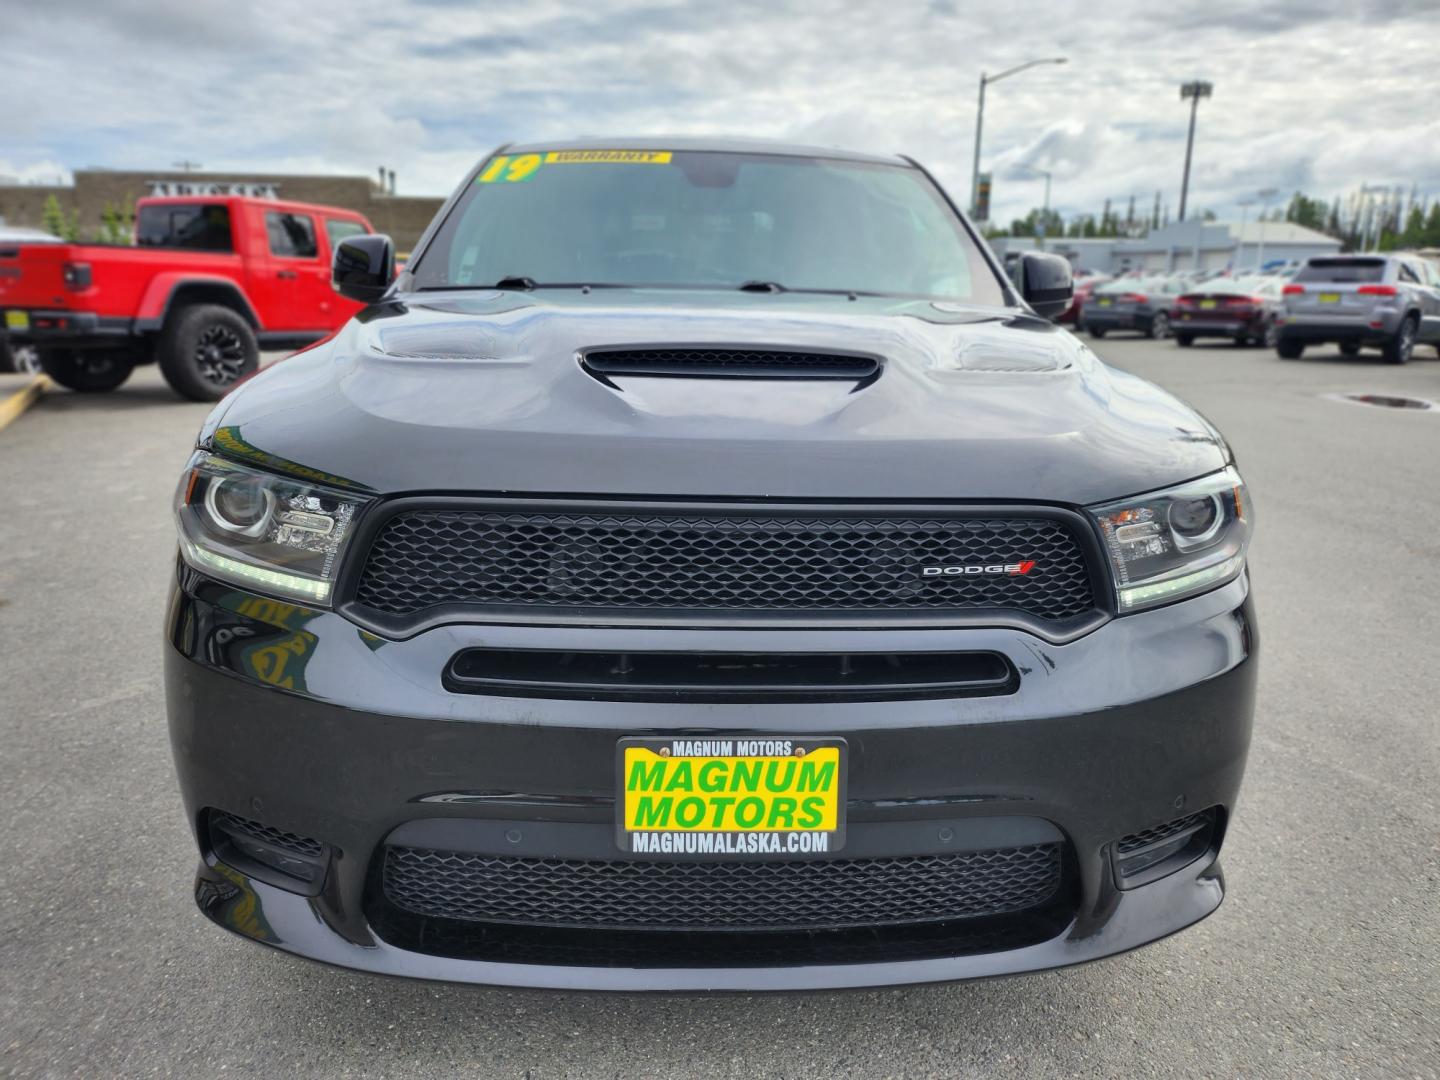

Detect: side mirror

[332,234,395,303]
[1018,251,1074,320]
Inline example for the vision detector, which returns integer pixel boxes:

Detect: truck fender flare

[135,275,262,333]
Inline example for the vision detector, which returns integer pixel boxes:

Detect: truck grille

[352,509,1097,622]
[381,844,1063,932]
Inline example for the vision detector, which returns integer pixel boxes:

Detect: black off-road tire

[37,348,136,392]
[158,304,259,401]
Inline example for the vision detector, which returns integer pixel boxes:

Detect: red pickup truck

[0,195,372,400]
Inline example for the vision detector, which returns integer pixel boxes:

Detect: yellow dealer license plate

[1096,298,1112,307]
[1200,299,1218,309]
[4,310,28,331]
[617,736,846,857]
[1319,292,1341,303]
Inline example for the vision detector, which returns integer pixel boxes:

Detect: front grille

[381,844,1063,931]
[353,510,1096,622]
[209,811,324,858]
[582,347,879,379]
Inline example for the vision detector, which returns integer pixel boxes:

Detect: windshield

[410,149,1005,304]
[1294,258,1386,284]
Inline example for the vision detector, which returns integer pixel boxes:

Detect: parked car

[0,226,61,374]
[1082,276,1185,338]
[1058,271,1110,325]
[166,138,1256,991]
[1276,254,1440,363]
[1171,276,1285,347]
[0,196,373,398]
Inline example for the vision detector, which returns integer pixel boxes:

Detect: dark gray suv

[1277,254,1440,362]
[166,138,1256,991]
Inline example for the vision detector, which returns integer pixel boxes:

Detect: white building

[990,220,1342,275]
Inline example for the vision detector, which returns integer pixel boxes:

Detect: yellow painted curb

[0,374,50,432]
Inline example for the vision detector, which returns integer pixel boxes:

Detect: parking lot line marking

[0,374,51,433]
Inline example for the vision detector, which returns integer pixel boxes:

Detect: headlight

[1088,467,1253,612]
[174,453,370,603]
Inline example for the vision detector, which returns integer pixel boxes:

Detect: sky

[2,0,1437,227]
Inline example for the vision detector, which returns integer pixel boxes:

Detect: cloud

[0,0,1436,228]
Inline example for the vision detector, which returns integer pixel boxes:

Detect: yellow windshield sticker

[544,150,672,164]
[477,149,672,183]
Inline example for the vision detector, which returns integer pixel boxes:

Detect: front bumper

[166,572,1257,990]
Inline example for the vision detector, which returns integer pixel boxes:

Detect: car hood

[203,289,1229,505]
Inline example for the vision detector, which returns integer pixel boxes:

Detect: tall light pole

[970,57,1068,222]
[1177,80,1213,221]
[1236,197,1255,269]
[1254,187,1279,270]
[1019,165,1053,249]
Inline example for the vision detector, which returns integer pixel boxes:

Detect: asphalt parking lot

[1,338,1438,1079]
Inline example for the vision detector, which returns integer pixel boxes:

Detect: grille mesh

[210,811,324,858]
[353,511,1095,621]
[381,844,1063,931]
[1116,809,1213,855]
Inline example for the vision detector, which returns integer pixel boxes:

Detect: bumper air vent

[207,809,329,896]
[445,647,1016,701]
[1111,807,1218,889]
[581,346,880,380]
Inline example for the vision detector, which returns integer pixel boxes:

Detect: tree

[96,198,135,245]
[1425,203,1440,247]
[1399,205,1427,249]
[1285,192,1327,232]
[40,194,80,241]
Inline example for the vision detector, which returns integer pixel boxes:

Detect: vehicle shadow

[247,944,1158,1075]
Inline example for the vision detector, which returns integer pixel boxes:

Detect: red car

[0,196,372,399]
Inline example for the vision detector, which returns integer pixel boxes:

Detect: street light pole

[1255,187,1278,270]
[970,57,1068,221]
[1235,198,1254,269]
[1019,165,1053,249]
[1177,80,1213,222]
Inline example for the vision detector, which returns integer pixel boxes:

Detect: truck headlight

[174,453,369,603]
[1088,467,1253,612]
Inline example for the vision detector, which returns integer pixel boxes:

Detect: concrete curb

[0,374,51,433]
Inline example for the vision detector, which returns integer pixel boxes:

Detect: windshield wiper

[738,280,786,293]
[494,275,538,290]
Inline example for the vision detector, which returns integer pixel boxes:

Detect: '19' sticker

[477,150,673,183]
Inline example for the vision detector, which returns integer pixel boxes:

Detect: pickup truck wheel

[159,304,258,401]
[37,348,136,392]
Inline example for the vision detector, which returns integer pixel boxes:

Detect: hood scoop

[581,346,881,382]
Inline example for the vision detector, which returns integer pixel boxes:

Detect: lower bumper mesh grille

[381,844,1063,932]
